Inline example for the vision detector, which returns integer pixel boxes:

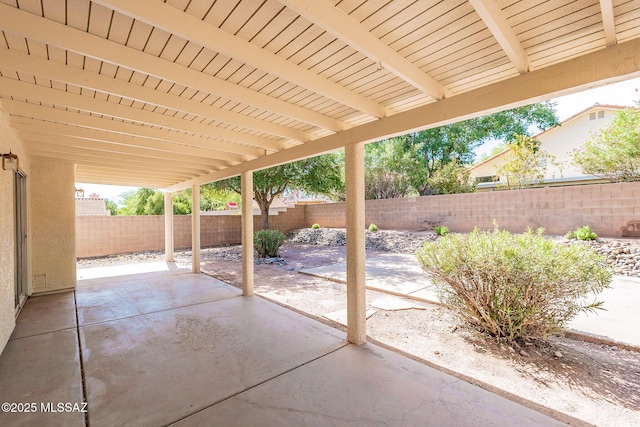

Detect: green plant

[434,225,449,236]
[312,223,321,229]
[565,225,598,241]
[254,230,286,258]
[416,226,612,341]
[368,223,379,232]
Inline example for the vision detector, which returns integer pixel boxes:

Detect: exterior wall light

[1,152,18,171]
[75,188,85,198]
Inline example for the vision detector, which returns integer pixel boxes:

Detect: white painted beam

[11,118,243,163]
[600,0,618,47]
[191,184,201,274]
[166,37,640,191]
[278,0,451,100]
[345,143,366,345]
[164,191,174,262]
[241,171,254,296]
[93,0,387,119]
[0,77,284,152]
[0,3,343,131]
[469,0,530,73]
[0,46,308,143]
[4,101,262,159]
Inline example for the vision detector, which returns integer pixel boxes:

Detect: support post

[241,170,254,296]
[191,184,200,273]
[345,142,366,345]
[164,191,174,262]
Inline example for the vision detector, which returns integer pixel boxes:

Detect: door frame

[14,169,27,316]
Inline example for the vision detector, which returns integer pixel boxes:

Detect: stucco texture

[30,157,76,294]
[0,100,30,354]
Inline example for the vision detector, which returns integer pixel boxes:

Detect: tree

[573,102,640,182]
[425,161,475,195]
[213,153,343,230]
[117,188,192,215]
[495,135,557,189]
[395,102,559,195]
[104,198,118,216]
[364,140,413,199]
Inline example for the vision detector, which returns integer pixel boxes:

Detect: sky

[76,76,640,204]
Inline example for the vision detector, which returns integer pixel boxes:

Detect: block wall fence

[77,182,640,258]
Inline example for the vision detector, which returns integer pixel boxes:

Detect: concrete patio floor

[0,266,567,426]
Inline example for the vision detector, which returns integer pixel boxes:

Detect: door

[14,170,27,313]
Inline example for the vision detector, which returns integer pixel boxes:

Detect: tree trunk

[255,197,272,230]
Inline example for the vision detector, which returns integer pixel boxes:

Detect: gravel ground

[78,228,640,278]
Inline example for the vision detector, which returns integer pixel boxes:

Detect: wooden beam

[167,37,640,191]
[4,101,262,159]
[599,0,617,47]
[278,0,451,100]
[0,46,309,143]
[469,0,530,73]
[94,0,387,118]
[0,3,343,131]
[0,77,284,152]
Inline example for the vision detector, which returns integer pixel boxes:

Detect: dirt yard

[79,239,640,427]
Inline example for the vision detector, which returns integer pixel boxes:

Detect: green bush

[254,230,286,258]
[312,223,321,229]
[416,227,612,341]
[434,225,449,236]
[368,223,379,232]
[565,225,598,241]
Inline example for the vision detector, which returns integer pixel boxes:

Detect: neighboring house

[469,104,626,191]
[76,193,110,216]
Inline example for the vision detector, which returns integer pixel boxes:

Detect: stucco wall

[305,182,640,238]
[30,157,76,293]
[0,99,30,355]
[76,205,306,258]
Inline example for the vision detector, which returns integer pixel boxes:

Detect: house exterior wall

[305,182,640,238]
[471,107,618,184]
[30,157,77,294]
[76,205,307,258]
[0,100,31,354]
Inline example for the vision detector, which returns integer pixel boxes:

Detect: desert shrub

[311,223,321,229]
[565,225,598,241]
[254,230,286,258]
[435,225,449,236]
[368,223,379,232]
[416,227,612,341]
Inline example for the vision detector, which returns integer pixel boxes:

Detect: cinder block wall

[76,205,307,258]
[306,182,640,237]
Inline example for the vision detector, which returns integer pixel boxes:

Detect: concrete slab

[174,343,564,427]
[76,272,240,325]
[567,275,640,348]
[77,261,190,286]
[0,330,84,427]
[323,308,377,326]
[300,253,435,296]
[80,296,346,427]
[370,296,426,311]
[10,291,76,340]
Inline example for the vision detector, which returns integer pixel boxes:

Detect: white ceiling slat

[11,117,245,162]
[0,4,343,131]
[468,0,530,73]
[278,0,452,100]
[91,0,387,118]
[0,77,285,152]
[3,100,261,159]
[600,0,618,46]
[168,36,640,191]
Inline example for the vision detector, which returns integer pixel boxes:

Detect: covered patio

[0,266,566,426]
[2,0,640,425]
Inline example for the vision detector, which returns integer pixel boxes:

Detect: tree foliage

[104,198,118,216]
[425,160,476,195]
[213,153,344,229]
[496,135,558,190]
[363,102,558,197]
[573,102,640,182]
[118,188,192,215]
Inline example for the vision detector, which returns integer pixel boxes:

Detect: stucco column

[164,191,174,262]
[345,142,366,345]
[241,170,254,296]
[191,184,201,273]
